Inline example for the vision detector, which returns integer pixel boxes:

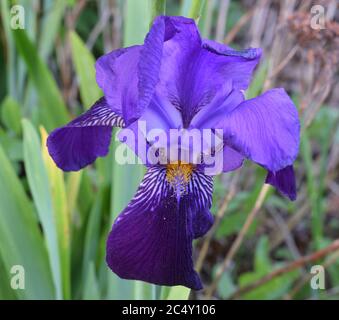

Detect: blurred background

[0,0,338,300]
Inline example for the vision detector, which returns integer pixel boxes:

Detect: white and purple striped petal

[47,97,123,171]
[106,166,213,290]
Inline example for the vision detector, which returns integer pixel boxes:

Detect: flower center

[166,161,194,198]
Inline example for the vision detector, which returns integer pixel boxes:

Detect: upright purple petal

[96,46,141,124]
[106,166,213,290]
[155,18,261,127]
[190,84,244,129]
[219,88,300,173]
[265,165,297,201]
[202,39,262,90]
[95,16,171,125]
[47,97,124,171]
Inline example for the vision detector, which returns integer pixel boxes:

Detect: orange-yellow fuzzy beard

[166,161,194,198]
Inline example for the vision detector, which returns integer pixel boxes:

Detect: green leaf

[39,0,68,59]
[246,60,268,99]
[150,0,166,23]
[83,262,101,300]
[12,29,69,131]
[0,1,16,98]
[0,256,17,299]
[81,188,104,290]
[40,127,71,299]
[0,143,55,299]
[66,171,82,216]
[0,132,23,163]
[188,0,206,21]
[123,0,151,46]
[22,119,62,299]
[180,0,206,21]
[0,96,22,135]
[166,286,191,300]
[239,237,298,299]
[70,31,102,108]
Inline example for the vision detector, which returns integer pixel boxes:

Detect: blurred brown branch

[230,239,339,299]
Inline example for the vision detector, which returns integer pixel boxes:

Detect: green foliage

[1,97,22,135]
[238,237,298,300]
[70,31,102,108]
[0,143,55,299]
[12,29,69,130]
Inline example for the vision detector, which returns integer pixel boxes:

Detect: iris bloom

[47,16,300,290]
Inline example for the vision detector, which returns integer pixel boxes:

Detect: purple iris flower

[47,16,300,290]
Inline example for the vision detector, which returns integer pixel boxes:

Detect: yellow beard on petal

[166,161,194,198]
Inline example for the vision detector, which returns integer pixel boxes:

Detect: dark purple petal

[47,97,123,171]
[193,208,213,239]
[220,88,300,172]
[106,166,213,290]
[265,165,297,201]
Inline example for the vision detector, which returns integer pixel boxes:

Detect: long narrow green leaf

[1,96,22,135]
[81,189,104,290]
[70,31,102,108]
[188,0,206,20]
[66,171,82,217]
[181,0,206,21]
[39,0,67,59]
[22,119,62,299]
[0,143,55,299]
[0,0,16,98]
[12,29,69,130]
[166,286,191,300]
[40,127,71,299]
[0,256,18,299]
[83,263,101,300]
[123,0,151,47]
[301,131,321,249]
[150,0,166,23]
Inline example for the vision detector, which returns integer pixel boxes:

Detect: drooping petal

[106,166,213,290]
[219,88,300,173]
[47,97,124,171]
[265,165,297,201]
